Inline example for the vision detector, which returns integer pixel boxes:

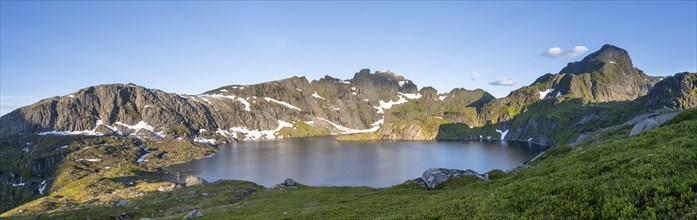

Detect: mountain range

[1,44,695,146]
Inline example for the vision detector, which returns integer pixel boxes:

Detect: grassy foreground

[3,109,697,219]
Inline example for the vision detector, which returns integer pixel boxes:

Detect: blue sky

[1,1,696,115]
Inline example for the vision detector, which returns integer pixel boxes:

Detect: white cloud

[471,72,481,81]
[542,45,589,58]
[488,78,518,86]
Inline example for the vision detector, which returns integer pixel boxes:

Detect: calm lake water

[165,136,546,187]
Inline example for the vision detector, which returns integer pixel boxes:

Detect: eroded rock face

[421,168,487,190]
[646,72,697,109]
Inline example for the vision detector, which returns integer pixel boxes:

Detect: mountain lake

[165,136,547,187]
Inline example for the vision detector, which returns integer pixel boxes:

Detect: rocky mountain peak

[587,44,632,65]
[350,68,418,95]
[559,44,633,74]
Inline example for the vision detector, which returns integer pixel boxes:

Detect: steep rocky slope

[0,69,426,143]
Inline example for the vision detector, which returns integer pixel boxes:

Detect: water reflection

[165,136,546,187]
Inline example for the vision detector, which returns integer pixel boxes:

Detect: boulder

[628,111,680,136]
[183,209,203,219]
[629,119,659,136]
[185,176,206,187]
[115,199,128,207]
[421,168,486,190]
[283,178,296,186]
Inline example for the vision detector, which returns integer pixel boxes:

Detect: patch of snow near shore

[115,121,166,138]
[194,136,217,145]
[76,158,101,162]
[226,120,293,141]
[539,88,554,99]
[496,129,509,140]
[317,117,382,134]
[311,92,325,100]
[556,91,561,97]
[264,97,301,111]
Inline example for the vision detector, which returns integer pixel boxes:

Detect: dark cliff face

[645,72,697,109]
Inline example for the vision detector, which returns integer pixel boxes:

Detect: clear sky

[1,1,696,116]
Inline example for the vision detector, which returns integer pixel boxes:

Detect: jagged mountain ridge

[0,45,695,146]
[0,69,490,143]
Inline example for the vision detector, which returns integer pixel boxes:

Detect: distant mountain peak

[559,44,633,74]
[587,44,631,64]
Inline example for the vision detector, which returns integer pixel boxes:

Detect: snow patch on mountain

[311,92,325,100]
[194,136,217,145]
[495,129,509,140]
[203,94,252,111]
[374,96,409,114]
[38,179,47,195]
[225,120,293,141]
[115,121,166,138]
[38,119,109,136]
[317,117,382,134]
[264,97,301,111]
[539,88,554,99]
[399,92,422,99]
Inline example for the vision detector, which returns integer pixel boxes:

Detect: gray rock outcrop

[283,178,296,187]
[421,168,487,190]
[183,209,203,219]
[185,176,205,187]
[115,199,128,207]
[628,111,680,136]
